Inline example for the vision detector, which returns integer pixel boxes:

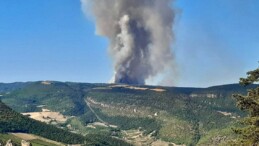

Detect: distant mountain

[0,81,257,146]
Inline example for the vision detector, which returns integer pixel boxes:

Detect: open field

[22,108,67,124]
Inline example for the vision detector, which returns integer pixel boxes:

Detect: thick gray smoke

[81,0,176,85]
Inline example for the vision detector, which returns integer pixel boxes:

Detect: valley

[0,81,257,145]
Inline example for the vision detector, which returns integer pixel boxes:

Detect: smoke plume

[81,0,176,85]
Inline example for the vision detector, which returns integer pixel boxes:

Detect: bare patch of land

[92,122,109,127]
[217,111,232,116]
[22,108,67,124]
[217,111,240,119]
[41,81,51,85]
[150,88,166,92]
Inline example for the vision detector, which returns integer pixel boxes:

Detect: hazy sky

[0,0,258,87]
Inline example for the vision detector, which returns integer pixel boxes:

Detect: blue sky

[0,0,258,87]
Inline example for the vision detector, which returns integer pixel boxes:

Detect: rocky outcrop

[5,140,13,146]
[190,93,218,98]
[211,136,227,145]
[21,140,31,146]
[2,139,31,146]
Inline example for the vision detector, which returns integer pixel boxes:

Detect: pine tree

[231,67,259,146]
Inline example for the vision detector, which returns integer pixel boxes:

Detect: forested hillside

[0,100,131,146]
[0,81,257,145]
